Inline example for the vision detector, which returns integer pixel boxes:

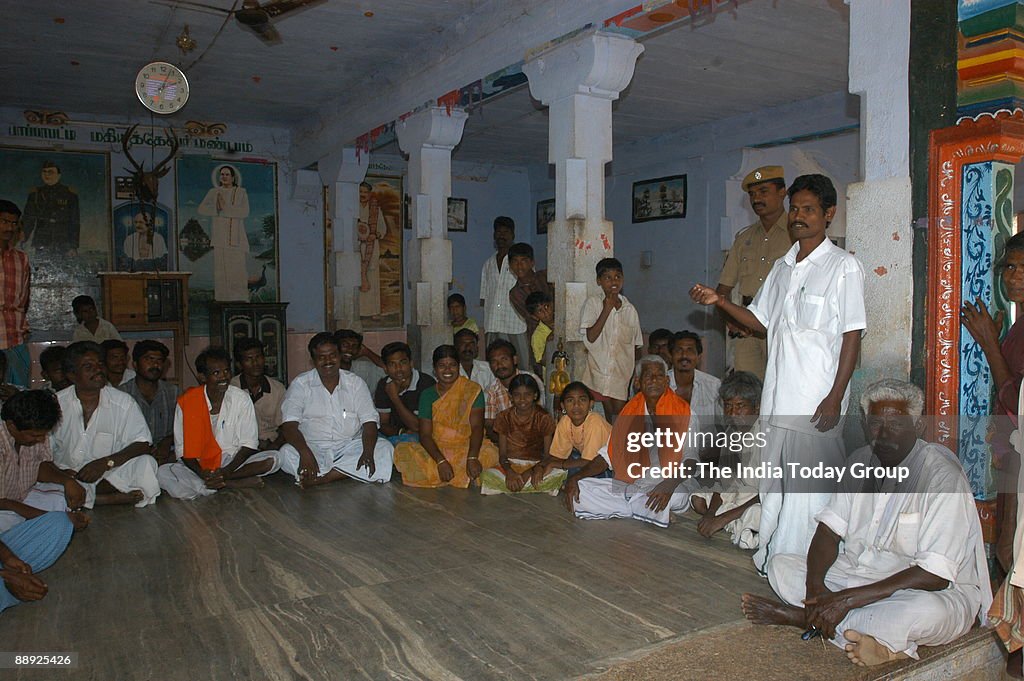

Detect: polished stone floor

[1,475,786,680]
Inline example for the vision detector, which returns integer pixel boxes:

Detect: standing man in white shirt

[690,174,866,575]
[50,341,158,508]
[479,216,529,365]
[277,332,393,488]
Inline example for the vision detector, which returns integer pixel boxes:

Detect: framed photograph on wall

[359,175,403,328]
[175,156,279,336]
[632,174,686,223]
[536,198,555,235]
[447,197,467,233]
[0,146,111,335]
[113,201,172,272]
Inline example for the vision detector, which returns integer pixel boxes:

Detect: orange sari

[394,376,498,488]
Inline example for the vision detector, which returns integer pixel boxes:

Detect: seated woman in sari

[394,345,498,488]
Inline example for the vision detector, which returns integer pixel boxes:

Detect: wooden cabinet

[99,272,190,383]
[209,302,288,380]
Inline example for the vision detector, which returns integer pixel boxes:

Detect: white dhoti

[157,449,280,500]
[574,477,691,528]
[691,490,761,549]
[0,483,70,533]
[278,438,393,484]
[75,455,161,509]
[768,553,978,659]
[753,425,844,574]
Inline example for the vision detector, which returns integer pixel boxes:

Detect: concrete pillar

[318,147,368,331]
[396,106,469,370]
[845,0,913,389]
[524,30,643,374]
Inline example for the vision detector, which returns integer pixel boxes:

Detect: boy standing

[507,243,552,341]
[447,293,479,337]
[579,257,643,421]
[690,173,865,574]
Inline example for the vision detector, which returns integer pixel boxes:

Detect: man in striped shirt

[0,200,30,388]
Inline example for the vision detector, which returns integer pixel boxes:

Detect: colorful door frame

[926,110,1023,545]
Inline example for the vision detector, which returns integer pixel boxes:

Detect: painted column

[396,106,468,370]
[845,0,913,387]
[959,160,1014,496]
[523,31,643,374]
[318,147,368,330]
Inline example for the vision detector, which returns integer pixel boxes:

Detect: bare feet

[843,630,907,666]
[691,496,708,515]
[94,490,144,506]
[299,469,348,489]
[741,593,804,627]
[224,476,264,489]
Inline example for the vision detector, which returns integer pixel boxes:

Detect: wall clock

[135,61,190,114]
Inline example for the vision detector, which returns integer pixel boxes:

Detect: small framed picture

[536,198,555,235]
[447,197,467,233]
[632,174,686,223]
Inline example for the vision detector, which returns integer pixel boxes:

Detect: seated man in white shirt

[160,347,279,499]
[574,356,695,527]
[50,341,159,508]
[278,332,393,488]
[454,328,495,391]
[741,379,991,667]
[690,371,762,549]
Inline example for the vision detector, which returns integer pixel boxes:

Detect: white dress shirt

[173,385,259,461]
[281,369,379,447]
[459,359,496,392]
[748,239,866,430]
[480,253,526,335]
[51,385,153,471]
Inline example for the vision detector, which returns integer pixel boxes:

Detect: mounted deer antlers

[122,123,179,205]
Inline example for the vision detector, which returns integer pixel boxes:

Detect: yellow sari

[394,376,498,488]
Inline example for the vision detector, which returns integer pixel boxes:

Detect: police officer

[22,161,80,254]
[716,165,791,380]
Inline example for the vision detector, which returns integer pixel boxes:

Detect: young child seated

[70,295,122,343]
[38,346,70,392]
[525,290,554,377]
[532,382,613,510]
[100,339,135,387]
[479,374,559,495]
[447,293,479,337]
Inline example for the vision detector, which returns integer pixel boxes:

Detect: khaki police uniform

[719,209,791,380]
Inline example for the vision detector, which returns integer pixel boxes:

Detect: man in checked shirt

[0,200,30,388]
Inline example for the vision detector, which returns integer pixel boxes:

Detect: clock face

[135,61,189,114]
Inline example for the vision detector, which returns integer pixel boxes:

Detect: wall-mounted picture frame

[536,198,555,235]
[359,174,403,328]
[175,155,279,336]
[0,145,111,335]
[447,197,467,233]
[632,174,686,223]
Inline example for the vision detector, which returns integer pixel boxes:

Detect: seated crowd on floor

[0,172,1011,670]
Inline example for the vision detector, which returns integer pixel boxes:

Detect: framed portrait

[536,198,555,235]
[360,175,403,329]
[0,146,110,335]
[175,156,279,336]
[113,201,172,272]
[447,197,467,233]
[632,174,686,223]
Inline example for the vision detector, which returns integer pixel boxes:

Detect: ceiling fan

[153,0,325,44]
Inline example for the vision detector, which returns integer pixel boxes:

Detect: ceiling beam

[291,0,638,166]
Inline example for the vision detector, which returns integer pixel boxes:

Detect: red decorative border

[926,109,1024,449]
